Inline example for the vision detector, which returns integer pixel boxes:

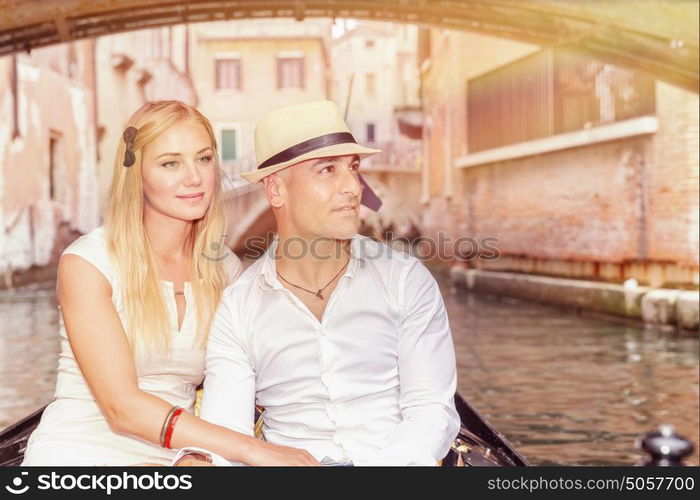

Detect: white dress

[22,226,240,466]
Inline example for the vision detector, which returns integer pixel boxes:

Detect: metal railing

[467,48,656,153]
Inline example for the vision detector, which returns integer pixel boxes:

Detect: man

[200,100,459,465]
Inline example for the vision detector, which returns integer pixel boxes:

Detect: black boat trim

[0,393,528,467]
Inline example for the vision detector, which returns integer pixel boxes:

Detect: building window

[366,123,376,143]
[215,57,241,90]
[220,129,237,163]
[467,48,655,153]
[366,73,375,99]
[277,55,304,89]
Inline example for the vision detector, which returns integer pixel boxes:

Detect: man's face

[267,154,362,240]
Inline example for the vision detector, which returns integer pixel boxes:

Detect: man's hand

[174,458,214,466]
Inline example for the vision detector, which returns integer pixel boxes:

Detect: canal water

[0,273,698,466]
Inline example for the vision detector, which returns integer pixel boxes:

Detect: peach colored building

[95,25,197,215]
[0,41,99,282]
[0,26,200,282]
[189,19,332,178]
[331,20,421,170]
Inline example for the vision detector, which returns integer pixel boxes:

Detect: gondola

[0,392,528,466]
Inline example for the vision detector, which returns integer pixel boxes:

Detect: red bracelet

[163,407,185,449]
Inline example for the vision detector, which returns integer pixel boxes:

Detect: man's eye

[321,166,334,174]
[350,163,360,171]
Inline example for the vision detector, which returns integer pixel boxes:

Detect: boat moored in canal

[0,392,527,467]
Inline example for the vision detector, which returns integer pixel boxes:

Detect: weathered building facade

[0,42,99,285]
[420,29,699,288]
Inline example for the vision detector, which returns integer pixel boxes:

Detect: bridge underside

[0,0,697,92]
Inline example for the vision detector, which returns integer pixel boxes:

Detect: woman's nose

[183,162,202,186]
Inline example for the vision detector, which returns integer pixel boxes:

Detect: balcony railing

[467,48,656,153]
[220,143,423,186]
[361,141,422,171]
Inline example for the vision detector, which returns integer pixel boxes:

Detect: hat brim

[240,142,381,184]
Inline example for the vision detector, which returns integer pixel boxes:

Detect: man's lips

[333,204,358,212]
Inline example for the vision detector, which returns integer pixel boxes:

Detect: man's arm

[360,259,460,466]
[200,295,256,437]
[185,290,320,466]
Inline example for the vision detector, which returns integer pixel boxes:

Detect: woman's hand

[246,441,320,466]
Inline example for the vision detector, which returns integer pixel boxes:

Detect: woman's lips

[177,192,205,202]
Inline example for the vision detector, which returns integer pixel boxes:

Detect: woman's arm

[58,254,317,465]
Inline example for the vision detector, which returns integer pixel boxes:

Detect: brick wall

[647,82,700,266]
[417,29,699,287]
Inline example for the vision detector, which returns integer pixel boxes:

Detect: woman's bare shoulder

[58,226,114,291]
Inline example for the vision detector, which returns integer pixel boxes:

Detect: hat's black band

[258,132,357,170]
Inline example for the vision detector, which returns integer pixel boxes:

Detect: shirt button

[319,328,326,336]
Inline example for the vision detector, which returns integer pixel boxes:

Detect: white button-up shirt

[200,234,460,465]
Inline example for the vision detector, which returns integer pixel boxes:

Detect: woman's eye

[161,161,178,168]
[198,155,213,164]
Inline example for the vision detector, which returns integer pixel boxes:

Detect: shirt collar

[258,234,367,290]
[258,238,282,291]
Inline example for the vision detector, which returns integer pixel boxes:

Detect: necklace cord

[276,258,350,300]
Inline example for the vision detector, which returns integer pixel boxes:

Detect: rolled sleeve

[200,296,256,437]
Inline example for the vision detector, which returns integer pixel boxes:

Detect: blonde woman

[22,101,317,466]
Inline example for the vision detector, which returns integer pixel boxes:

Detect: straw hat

[241,100,383,211]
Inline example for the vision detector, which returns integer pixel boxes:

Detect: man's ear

[262,174,285,208]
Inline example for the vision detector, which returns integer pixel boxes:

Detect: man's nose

[339,167,362,198]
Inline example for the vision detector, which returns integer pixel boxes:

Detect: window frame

[215,123,242,166]
[214,53,242,92]
[276,52,305,90]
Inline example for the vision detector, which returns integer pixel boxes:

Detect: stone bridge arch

[0,0,697,91]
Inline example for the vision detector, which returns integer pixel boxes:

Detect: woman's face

[140,119,217,223]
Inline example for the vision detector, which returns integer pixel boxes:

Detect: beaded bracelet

[163,407,185,449]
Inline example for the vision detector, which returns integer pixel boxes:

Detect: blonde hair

[105,100,229,355]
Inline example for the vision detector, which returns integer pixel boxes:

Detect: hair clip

[123,126,138,167]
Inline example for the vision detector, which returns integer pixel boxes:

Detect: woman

[22,100,317,466]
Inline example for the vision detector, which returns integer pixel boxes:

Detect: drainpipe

[421,115,431,205]
[444,104,453,199]
[91,39,99,163]
[637,153,648,261]
[168,26,173,64]
[11,54,20,139]
[185,24,190,76]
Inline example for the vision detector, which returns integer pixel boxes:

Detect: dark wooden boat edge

[0,393,528,466]
[449,392,528,466]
